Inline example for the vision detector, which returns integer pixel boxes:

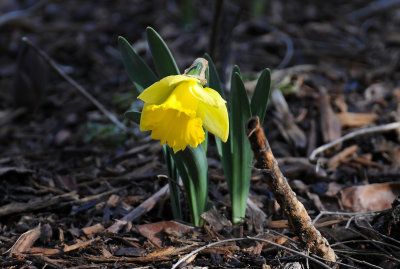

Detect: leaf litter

[1,0,400,268]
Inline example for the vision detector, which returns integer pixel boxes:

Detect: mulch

[1,0,400,268]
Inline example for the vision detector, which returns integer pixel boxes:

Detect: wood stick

[21,37,130,134]
[246,116,337,263]
[106,184,169,233]
[309,121,400,164]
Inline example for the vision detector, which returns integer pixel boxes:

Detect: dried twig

[172,237,334,269]
[63,237,100,252]
[309,121,400,164]
[246,116,337,263]
[106,184,169,233]
[21,37,130,134]
[0,192,76,217]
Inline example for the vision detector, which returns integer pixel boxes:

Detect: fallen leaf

[8,224,41,254]
[341,182,400,212]
[135,221,193,246]
[201,208,231,232]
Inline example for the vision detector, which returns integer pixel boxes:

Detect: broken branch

[21,37,130,134]
[246,116,337,263]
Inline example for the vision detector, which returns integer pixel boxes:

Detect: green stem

[163,145,182,220]
[173,146,208,226]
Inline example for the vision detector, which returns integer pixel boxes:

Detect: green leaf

[163,146,182,220]
[250,68,271,124]
[118,36,158,93]
[232,65,241,77]
[228,72,253,224]
[173,146,208,226]
[146,27,180,77]
[124,110,141,125]
[204,53,224,98]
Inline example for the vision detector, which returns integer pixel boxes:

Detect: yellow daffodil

[138,75,229,152]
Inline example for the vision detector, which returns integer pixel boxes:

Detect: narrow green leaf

[118,36,158,93]
[124,110,141,125]
[250,68,271,124]
[146,27,180,77]
[232,65,241,77]
[204,53,224,98]
[229,72,253,224]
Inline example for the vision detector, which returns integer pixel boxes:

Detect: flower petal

[190,85,226,108]
[138,75,197,105]
[140,104,205,152]
[198,101,229,142]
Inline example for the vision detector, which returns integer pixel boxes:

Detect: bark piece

[106,184,169,233]
[201,208,231,232]
[114,247,146,257]
[29,247,61,255]
[0,167,33,177]
[82,223,104,237]
[63,237,100,252]
[336,112,377,128]
[271,89,306,149]
[320,91,341,143]
[246,116,336,263]
[246,197,267,233]
[0,192,76,217]
[373,197,400,240]
[327,145,358,169]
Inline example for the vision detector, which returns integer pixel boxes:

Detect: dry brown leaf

[8,224,41,254]
[341,182,400,212]
[201,208,231,232]
[135,221,193,246]
[336,112,377,127]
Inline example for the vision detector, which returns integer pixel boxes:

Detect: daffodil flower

[138,75,229,152]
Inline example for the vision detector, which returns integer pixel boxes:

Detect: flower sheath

[138,75,229,152]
